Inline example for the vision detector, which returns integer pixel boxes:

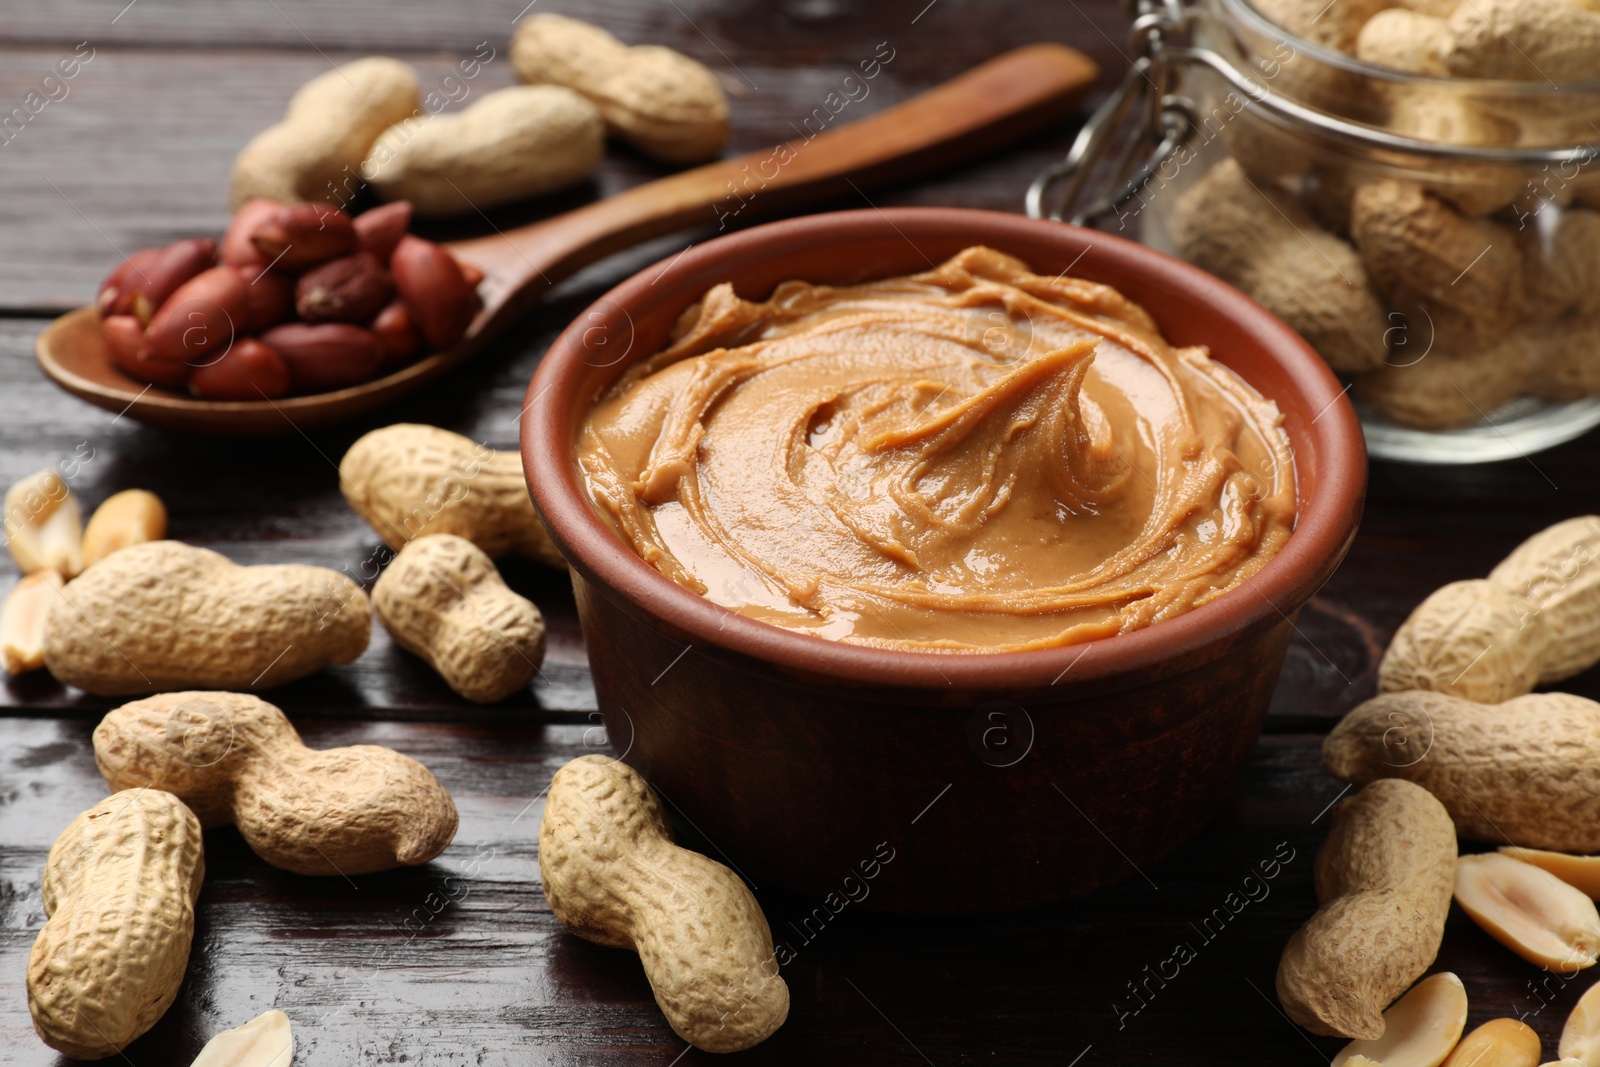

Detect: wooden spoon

[36,44,1099,436]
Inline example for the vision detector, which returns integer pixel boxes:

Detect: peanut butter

[576,247,1296,651]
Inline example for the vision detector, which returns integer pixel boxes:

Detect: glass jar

[1031,0,1600,462]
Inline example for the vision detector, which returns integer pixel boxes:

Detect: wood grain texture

[4,0,1600,1063]
[1,0,1129,61]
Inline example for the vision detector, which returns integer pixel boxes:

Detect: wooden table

[3,2,1598,1063]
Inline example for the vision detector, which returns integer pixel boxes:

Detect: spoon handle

[450,43,1100,334]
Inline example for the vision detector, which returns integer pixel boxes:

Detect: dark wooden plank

[6,725,1579,1066]
[0,0,1130,67]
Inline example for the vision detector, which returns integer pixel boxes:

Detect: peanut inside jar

[576,247,1297,651]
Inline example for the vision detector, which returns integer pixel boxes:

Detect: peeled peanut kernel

[1560,977,1600,1065]
[1442,1018,1543,1067]
[1456,853,1600,971]
[190,1008,293,1067]
[1,569,65,675]
[4,469,83,577]
[1503,848,1600,900]
[1332,973,1469,1067]
[82,489,168,569]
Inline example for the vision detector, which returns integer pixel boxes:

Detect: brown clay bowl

[522,207,1366,914]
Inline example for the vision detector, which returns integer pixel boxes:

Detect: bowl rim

[522,207,1366,692]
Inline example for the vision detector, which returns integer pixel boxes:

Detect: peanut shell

[1489,515,1600,682]
[1444,0,1600,81]
[1378,579,1547,701]
[230,57,419,209]
[1171,159,1388,374]
[1277,780,1457,1039]
[541,755,789,1052]
[94,690,458,875]
[1354,329,1529,429]
[42,540,369,696]
[1325,689,1600,852]
[364,85,603,217]
[340,423,565,568]
[1351,180,1525,332]
[373,533,546,703]
[511,14,729,163]
[1522,210,1600,319]
[27,789,204,1059]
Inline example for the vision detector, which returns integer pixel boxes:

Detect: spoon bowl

[37,305,491,434]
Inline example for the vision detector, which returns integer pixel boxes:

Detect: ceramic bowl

[522,208,1365,913]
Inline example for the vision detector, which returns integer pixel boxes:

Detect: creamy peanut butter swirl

[577,247,1296,651]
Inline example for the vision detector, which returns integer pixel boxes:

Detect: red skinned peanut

[371,301,422,367]
[121,238,218,325]
[353,201,412,262]
[96,248,164,318]
[250,203,357,272]
[136,238,219,324]
[189,338,291,400]
[221,198,283,268]
[296,253,393,324]
[391,236,473,349]
[101,315,191,388]
[235,264,296,332]
[144,266,248,362]
[260,322,381,392]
